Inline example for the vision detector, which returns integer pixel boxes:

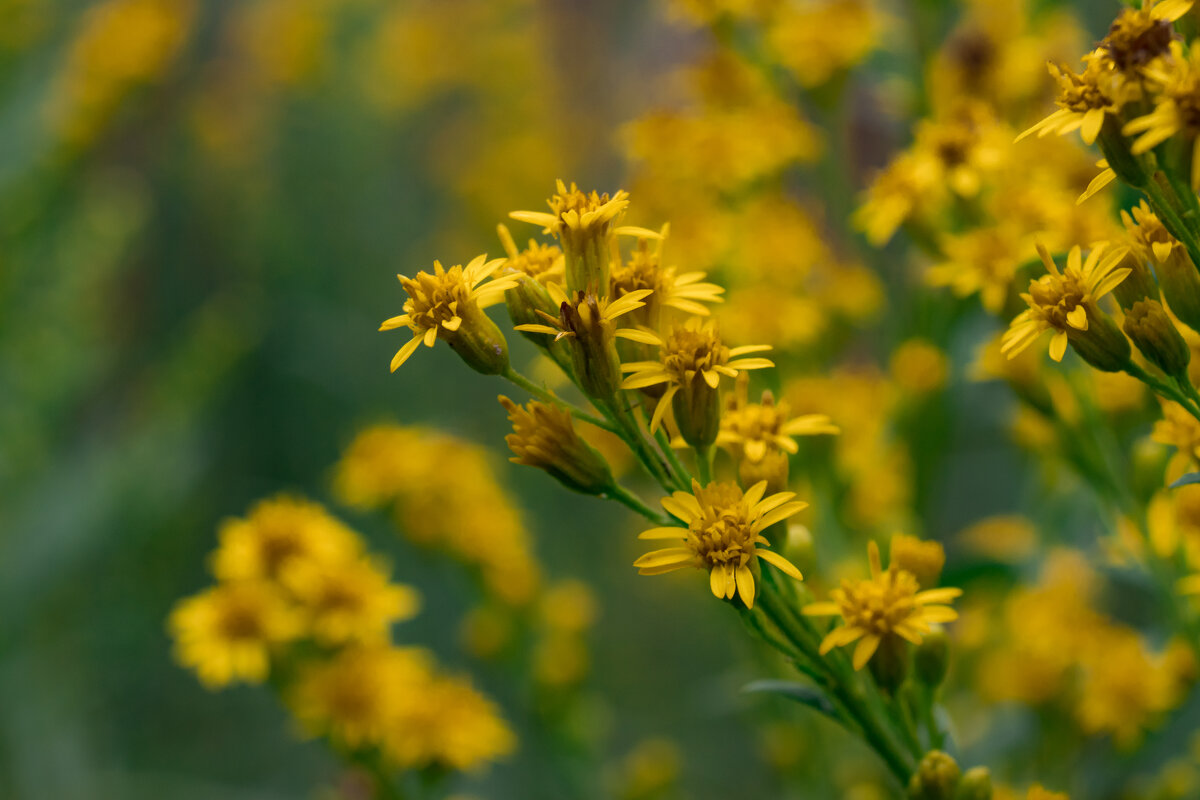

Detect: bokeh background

[1,1,1189,799]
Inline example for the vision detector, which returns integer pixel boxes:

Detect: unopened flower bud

[1157,248,1200,334]
[869,634,910,695]
[738,449,790,497]
[1124,298,1191,377]
[446,303,511,375]
[915,629,951,687]
[1110,247,1159,310]
[955,767,993,800]
[908,751,962,800]
[499,396,615,495]
[1067,305,1132,372]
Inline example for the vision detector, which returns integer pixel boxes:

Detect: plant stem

[695,445,714,484]
[608,483,673,525]
[502,367,617,432]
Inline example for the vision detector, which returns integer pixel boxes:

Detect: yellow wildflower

[1002,243,1131,364]
[383,672,516,771]
[1018,52,1135,145]
[210,495,361,583]
[926,225,1029,313]
[1101,0,1192,72]
[621,318,773,438]
[889,339,950,395]
[1125,41,1200,185]
[855,153,938,246]
[889,533,945,588]
[717,376,838,464]
[495,223,564,284]
[765,0,880,88]
[281,556,420,645]
[168,581,301,689]
[379,254,518,374]
[633,480,806,609]
[1152,400,1200,480]
[610,229,724,328]
[804,541,961,670]
[289,645,434,747]
[497,395,614,495]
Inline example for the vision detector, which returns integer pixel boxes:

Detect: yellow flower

[855,153,937,246]
[1101,0,1191,72]
[1124,41,1200,186]
[168,581,301,689]
[497,395,615,495]
[495,223,564,284]
[1018,52,1135,145]
[379,254,518,373]
[765,0,880,88]
[803,541,961,670]
[889,533,945,588]
[926,225,1030,313]
[620,318,773,436]
[383,672,516,771]
[510,180,654,294]
[717,377,838,464]
[211,495,361,583]
[281,556,421,645]
[889,339,950,395]
[633,479,806,609]
[289,645,434,747]
[1002,243,1131,364]
[1152,400,1200,480]
[910,101,1006,197]
[610,228,725,327]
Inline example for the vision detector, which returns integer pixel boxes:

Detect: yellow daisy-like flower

[168,581,301,689]
[495,223,564,284]
[926,225,1030,313]
[1124,40,1200,187]
[281,556,421,645]
[620,318,774,434]
[384,672,517,771]
[380,254,519,373]
[289,645,434,748]
[211,495,362,582]
[1102,0,1192,72]
[1001,243,1131,363]
[610,228,725,326]
[632,480,807,609]
[717,380,838,464]
[1017,52,1135,145]
[803,541,961,670]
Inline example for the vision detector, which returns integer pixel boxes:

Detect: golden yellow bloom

[765,0,880,88]
[717,376,838,464]
[496,223,564,284]
[889,533,945,588]
[855,153,938,246]
[1002,243,1131,365]
[1101,0,1191,72]
[1018,52,1135,145]
[889,339,950,395]
[383,672,516,771]
[281,556,420,645]
[804,541,961,670]
[169,581,300,689]
[1125,40,1200,186]
[380,254,518,374]
[910,102,1006,197]
[510,180,654,294]
[289,645,434,747]
[211,495,361,582]
[621,318,773,438]
[927,225,1029,313]
[1153,400,1200,481]
[610,229,724,327]
[633,480,806,609]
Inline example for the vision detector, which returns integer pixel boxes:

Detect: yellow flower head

[855,153,937,246]
[380,254,518,373]
[289,645,434,748]
[610,228,725,328]
[803,541,961,670]
[496,223,564,284]
[911,102,1005,197]
[1125,40,1200,186]
[1102,0,1192,73]
[889,533,946,588]
[621,318,773,435]
[1123,200,1183,264]
[168,581,301,688]
[890,338,950,395]
[384,672,517,771]
[633,479,807,609]
[927,225,1029,313]
[211,495,361,582]
[1152,400,1200,479]
[281,556,421,645]
[717,375,838,464]
[1002,243,1131,363]
[1018,52,1135,144]
[510,180,653,294]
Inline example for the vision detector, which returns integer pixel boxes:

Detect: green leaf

[1170,472,1200,488]
[742,679,837,719]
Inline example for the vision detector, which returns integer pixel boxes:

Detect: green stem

[695,445,714,484]
[601,398,677,491]
[654,426,694,488]
[609,483,673,525]
[502,367,617,432]
[1125,362,1200,421]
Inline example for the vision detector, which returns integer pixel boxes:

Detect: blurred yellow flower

[281,556,420,646]
[211,495,361,583]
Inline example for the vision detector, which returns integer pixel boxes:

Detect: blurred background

[0,1,1184,799]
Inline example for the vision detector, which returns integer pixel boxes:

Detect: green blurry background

[0,1,1171,799]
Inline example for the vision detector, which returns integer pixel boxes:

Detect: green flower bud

[1067,304,1132,373]
[908,751,962,800]
[955,767,993,800]
[869,634,910,695]
[445,303,511,376]
[499,396,614,495]
[1124,298,1191,377]
[1110,247,1159,310]
[914,629,951,687]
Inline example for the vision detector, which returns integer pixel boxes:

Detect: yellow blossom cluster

[168,495,515,774]
[333,424,541,606]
